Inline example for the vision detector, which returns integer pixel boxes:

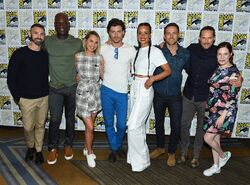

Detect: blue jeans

[101,85,128,151]
[48,85,76,150]
[153,93,182,154]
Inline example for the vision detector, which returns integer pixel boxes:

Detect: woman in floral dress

[203,42,241,176]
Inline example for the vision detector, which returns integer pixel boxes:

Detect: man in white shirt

[100,18,135,162]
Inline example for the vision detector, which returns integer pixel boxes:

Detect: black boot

[108,151,117,163]
[25,147,36,161]
[117,147,126,159]
[35,152,44,165]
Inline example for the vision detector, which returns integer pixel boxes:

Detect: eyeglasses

[114,48,118,60]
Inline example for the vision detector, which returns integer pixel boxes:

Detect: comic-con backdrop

[0,0,249,138]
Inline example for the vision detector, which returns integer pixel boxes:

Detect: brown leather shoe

[150,148,165,159]
[191,158,200,168]
[64,146,73,160]
[47,149,58,165]
[167,153,176,167]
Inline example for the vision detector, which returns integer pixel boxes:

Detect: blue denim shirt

[153,43,190,96]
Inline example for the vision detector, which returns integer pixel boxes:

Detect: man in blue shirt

[150,23,189,167]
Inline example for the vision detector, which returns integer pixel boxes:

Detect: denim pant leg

[114,92,128,149]
[180,96,196,155]
[167,95,182,154]
[101,85,116,151]
[48,87,64,150]
[193,101,206,159]
[153,94,167,148]
[64,85,76,147]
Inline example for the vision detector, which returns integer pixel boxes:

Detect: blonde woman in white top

[127,22,172,172]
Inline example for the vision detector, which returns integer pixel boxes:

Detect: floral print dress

[203,65,241,133]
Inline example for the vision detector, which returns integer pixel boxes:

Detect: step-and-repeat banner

[0,0,249,138]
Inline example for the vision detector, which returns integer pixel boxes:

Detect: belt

[132,74,149,78]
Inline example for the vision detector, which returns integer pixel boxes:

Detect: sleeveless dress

[75,52,102,118]
[203,65,240,133]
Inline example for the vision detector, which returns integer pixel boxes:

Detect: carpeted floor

[1,127,250,185]
[0,138,57,185]
[72,158,250,185]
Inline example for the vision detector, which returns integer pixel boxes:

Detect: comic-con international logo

[178,32,185,46]
[8,47,18,60]
[14,111,23,126]
[45,113,50,128]
[64,11,76,27]
[48,30,56,36]
[165,108,169,117]
[48,0,61,8]
[0,64,8,78]
[187,13,202,30]
[155,12,169,29]
[245,53,250,69]
[20,29,30,45]
[19,0,32,9]
[140,0,154,9]
[0,96,11,110]
[78,29,91,40]
[78,0,92,8]
[218,14,233,31]
[236,122,250,137]
[124,11,138,29]
[95,116,105,131]
[127,84,131,94]
[240,88,250,104]
[236,0,250,12]
[172,0,187,10]
[232,33,247,50]
[149,118,155,133]
[0,30,6,45]
[33,11,46,27]
[93,11,107,28]
[6,11,18,27]
[109,0,123,9]
[204,0,219,11]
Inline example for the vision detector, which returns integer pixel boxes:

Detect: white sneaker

[86,153,96,168]
[219,151,231,168]
[203,164,221,176]
[83,148,88,156]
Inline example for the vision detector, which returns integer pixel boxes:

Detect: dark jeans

[153,93,182,154]
[48,85,76,150]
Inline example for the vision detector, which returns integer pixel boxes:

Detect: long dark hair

[133,22,152,77]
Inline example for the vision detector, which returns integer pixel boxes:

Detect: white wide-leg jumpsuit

[127,77,154,172]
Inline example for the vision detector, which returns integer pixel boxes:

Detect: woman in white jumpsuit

[127,23,172,172]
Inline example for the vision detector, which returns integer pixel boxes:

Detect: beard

[30,36,44,46]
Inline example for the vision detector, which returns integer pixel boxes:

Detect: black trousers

[153,93,182,154]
